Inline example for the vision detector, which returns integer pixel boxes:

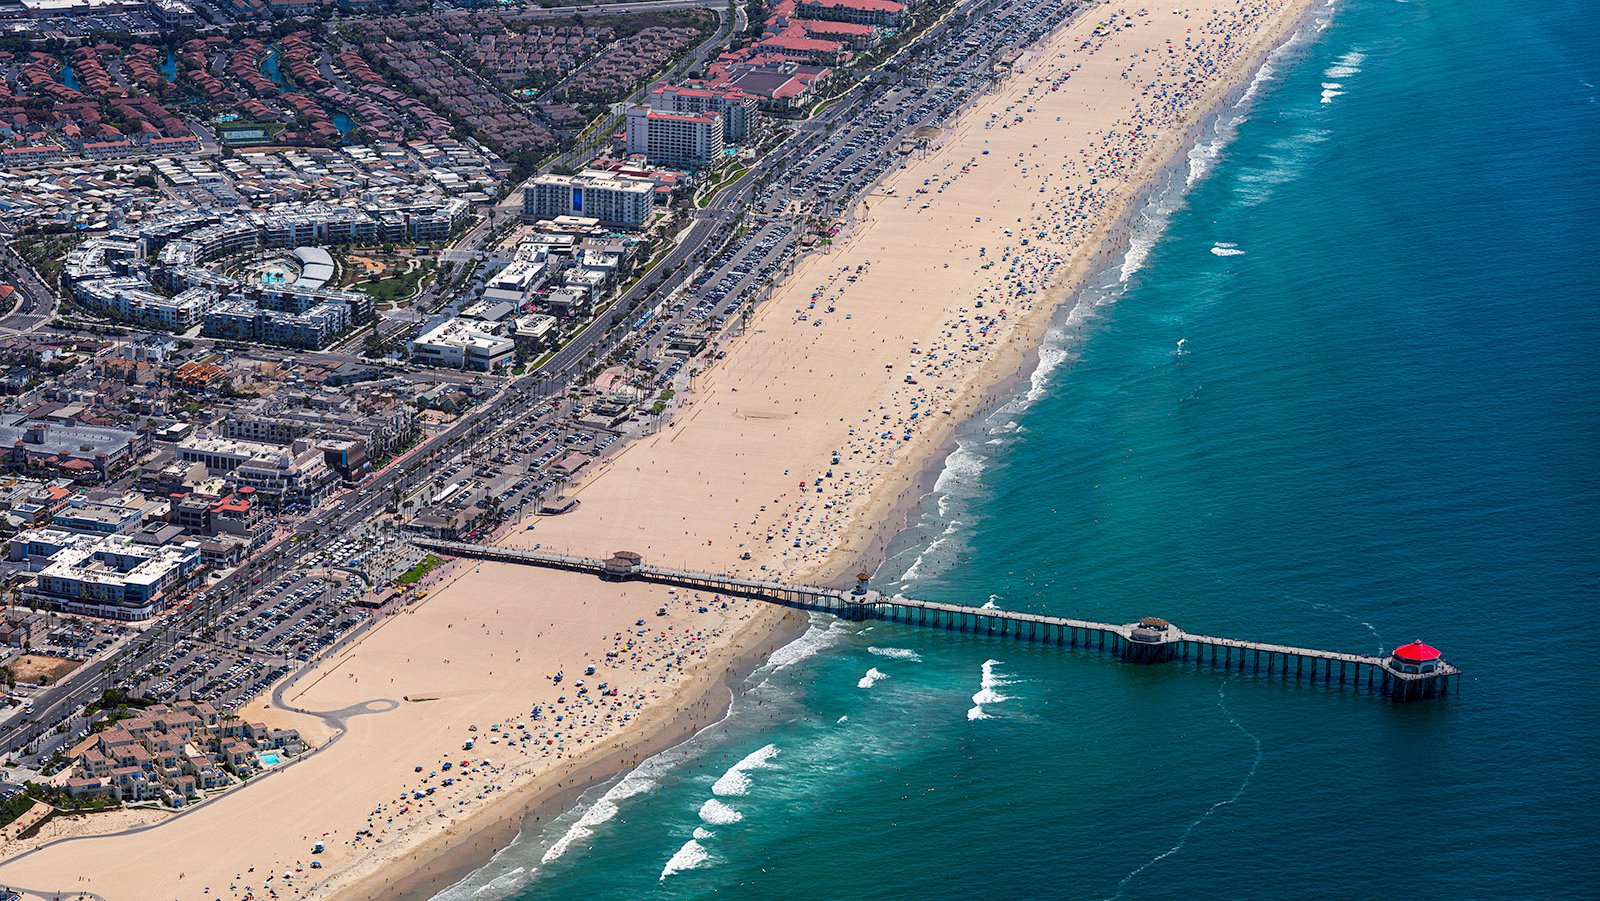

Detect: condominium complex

[522,171,656,227]
[797,0,906,26]
[624,106,725,169]
[61,199,464,348]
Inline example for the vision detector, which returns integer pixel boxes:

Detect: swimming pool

[257,750,281,767]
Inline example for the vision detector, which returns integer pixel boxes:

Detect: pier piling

[413,540,1459,701]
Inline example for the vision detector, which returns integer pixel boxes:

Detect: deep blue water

[441,0,1600,897]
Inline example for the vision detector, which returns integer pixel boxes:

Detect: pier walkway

[413,540,1459,701]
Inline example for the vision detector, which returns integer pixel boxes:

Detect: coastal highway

[0,0,1070,761]
[0,226,61,334]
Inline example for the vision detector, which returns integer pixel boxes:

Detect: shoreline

[349,1,1327,897]
[365,605,807,901]
[0,2,1328,897]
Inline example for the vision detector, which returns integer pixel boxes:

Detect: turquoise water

[259,751,282,767]
[60,57,79,91]
[161,49,178,84]
[440,0,1600,897]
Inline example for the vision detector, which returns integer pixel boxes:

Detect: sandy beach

[0,1,1316,897]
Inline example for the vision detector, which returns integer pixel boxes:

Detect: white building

[176,437,335,508]
[480,258,548,307]
[523,171,656,227]
[410,318,516,371]
[10,528,201,622]
[147,0,200,26]
[624,107,724,169]
[73,278,218,331]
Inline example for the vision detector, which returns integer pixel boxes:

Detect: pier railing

[413,540,1458,701]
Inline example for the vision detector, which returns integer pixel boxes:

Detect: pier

[413,540,1460,701]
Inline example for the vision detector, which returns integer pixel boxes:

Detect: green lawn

[397,554,443,586]
[354,263,435,304]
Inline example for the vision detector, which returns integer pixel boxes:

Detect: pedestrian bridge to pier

[413,540,1459,701]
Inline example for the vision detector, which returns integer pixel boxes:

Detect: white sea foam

[660,839,710,880]
[981,594,1001,610]
[857,667,889,689]
[766,620,845,670]
[1323,50,1364,79]
[1118,207,1163,283]
[899,515,960,584]
[693,827,715,840]
[1210,243,1246,257]
[539,766,660,864]
[868,646,923,662]
[1235,127,1332,205]
[967,659,1013,720]
[712,743,780,797]
[1024,324,1073,405]
[465,867,530,898]
[837,715,849,724]
[698,798,744,825]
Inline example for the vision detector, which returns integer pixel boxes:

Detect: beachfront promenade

[412,540,1460,701]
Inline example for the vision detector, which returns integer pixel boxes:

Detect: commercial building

[409,318,515,371]
[0,416,145,482]
[10,528,202,622]
[176,437,337,508]
[523,171,656,227]
[52,500,144,536]
[624,106,724,169]
[147,0,201,25]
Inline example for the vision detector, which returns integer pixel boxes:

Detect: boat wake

[1101,681,1264,900]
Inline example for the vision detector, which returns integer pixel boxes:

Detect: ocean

[438,0,1600,896]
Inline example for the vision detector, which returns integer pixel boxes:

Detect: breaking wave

[868,646,922,662]
[660,839,710,880]
[967,659,1014,720]
[698,798,744,825]
[712,743,780,797]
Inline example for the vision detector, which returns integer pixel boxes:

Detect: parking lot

[126,571,366,711]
